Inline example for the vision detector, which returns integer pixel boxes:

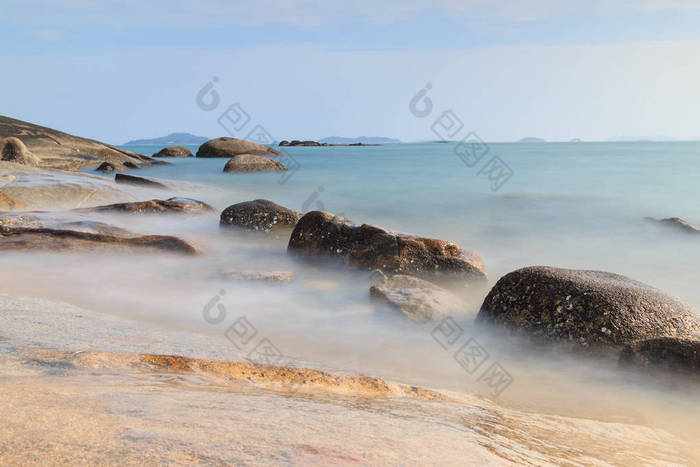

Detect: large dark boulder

[220,199,302,235]
[476,266,700,349]
[0,137,40,166]
[81,198,213,214]
[223,154,287,172]
[370,274,463,323]
[287,211,486,283]
[153,146,192,158]
[619,338,700,377]
[196,137,280,158]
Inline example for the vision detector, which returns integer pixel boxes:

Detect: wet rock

[223,154,287,172]
[83,198,213,214]
[0,226,198,254]
[619,338,700,377]
[220,199,302,235]
[221,270,294,282]
[196,137,280,158]
[370,274,463,323]
[0,214,135,237]
[0,192,31,212]
[0,137,40,166]
[647,217,700,234]
[114,174,167,189]
[0,115,146,171]
[476,266,700,349]
[287,211,487,284]
[96,161,119,172]
[153,146,193,158]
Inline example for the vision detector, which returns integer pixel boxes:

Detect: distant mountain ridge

[124,132,209,146]
[519,137,547,142]
[319,136,400,144]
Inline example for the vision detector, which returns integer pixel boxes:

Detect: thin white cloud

[6,0,700,29]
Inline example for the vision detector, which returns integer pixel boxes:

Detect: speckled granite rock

[288,211,487,284]
[619,338,700,377]
[476,266,700,349]
[220,199,302,235]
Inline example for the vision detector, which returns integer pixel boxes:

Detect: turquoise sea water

[120,141,700,306]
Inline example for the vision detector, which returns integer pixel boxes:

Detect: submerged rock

[84,198,213,214]
[0,137,40,166]
[196,137,280,158]
[221,270,294,282]
[220,199,302,235]
[223,154,287,172]
[0,227,198,254]
[0,192,31,212]
[96,161,120,172]
[619,338,700,378]
[370,274,463,323]
[287,211,487,284]
[647,217,700,234]
[0,215,134,237]
[114,174,167,189]
[153,146,193,158]
[476,266,700,349]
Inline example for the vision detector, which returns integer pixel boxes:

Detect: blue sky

[3,0,700,143]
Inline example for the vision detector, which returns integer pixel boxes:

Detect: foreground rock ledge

[21,349,450,401]
[0,227,199,254]
[476,266,700,349]
[288,211,487,283]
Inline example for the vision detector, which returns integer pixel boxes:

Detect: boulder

[280,140,321,147]
[0,214,134,237]
[114,174,167,189]
[220,199,302,235]
[476,266,700,349]
[83,198,213,214]
[196,137,280,158]
[0,115,146,171]
[0,137,40,166]
[619,338,700,377]
[153,146,193,158]
[0,192,31,212]
[370,274,463,323]
[287,211,487,284]
[0,226,198,254]
[223,154,287,172]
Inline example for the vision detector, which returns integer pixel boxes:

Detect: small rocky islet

[1,115,700,383]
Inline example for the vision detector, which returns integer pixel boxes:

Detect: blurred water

[2,141,698,460]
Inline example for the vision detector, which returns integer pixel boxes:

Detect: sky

[2,0,700,143]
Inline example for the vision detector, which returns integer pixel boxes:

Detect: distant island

[519,137,547,143]
[123,132,209,146]
[319,136,400,144]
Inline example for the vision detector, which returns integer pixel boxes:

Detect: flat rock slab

[221,270,294,282]
[288,211,486,285]
[81,198,213,215]
[114,174,167,189]
[476,266,700,350]
[370,274,464,323]
[0,227,198,254]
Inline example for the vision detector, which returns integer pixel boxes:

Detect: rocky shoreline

[2,116,700,392]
